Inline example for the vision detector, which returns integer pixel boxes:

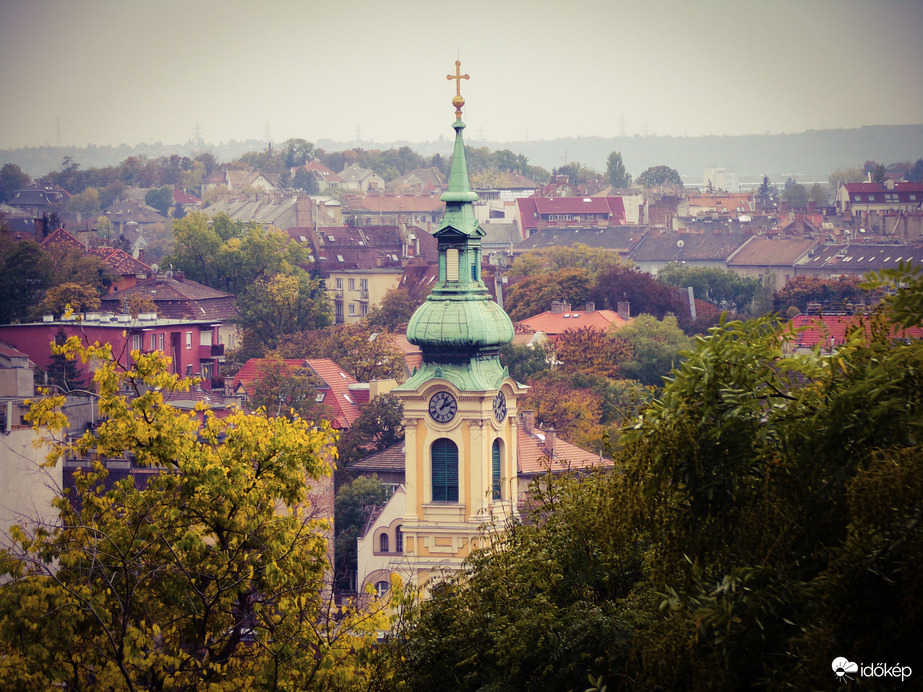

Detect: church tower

[393,61,527,585]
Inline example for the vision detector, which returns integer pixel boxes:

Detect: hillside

[2,125,921,183]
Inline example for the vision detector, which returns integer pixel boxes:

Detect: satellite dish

[676,239,685,248]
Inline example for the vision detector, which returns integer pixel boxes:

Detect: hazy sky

[1,0,922,149]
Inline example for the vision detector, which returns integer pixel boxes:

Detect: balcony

[358,290,370,302]
[198,343,225,359]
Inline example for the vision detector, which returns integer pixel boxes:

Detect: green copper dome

[397,76,514,394]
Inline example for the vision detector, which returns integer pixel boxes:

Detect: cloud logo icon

[832,657,859,678]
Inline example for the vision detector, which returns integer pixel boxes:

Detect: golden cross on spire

[447,59,469,119]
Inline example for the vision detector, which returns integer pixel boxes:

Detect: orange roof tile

[516,309,629,339]
[516,428,611,475]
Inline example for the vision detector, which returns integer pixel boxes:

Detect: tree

[520,370,603,445]
[773,275,870,313]
[755,175,776,210]
[365,289,418,331]
[614,313,692,387]
[67,186,101,221]
[273,323,405,383]
[247,358,328,421]
[635,165,683,188]
[590,265,685,320]
[337,393,405,468]
[281,138,315,168]
[554,161,598,185]
[33,282,101,318]
[908,158,923,183]
[656,263,759,314]
[290,167,320,194]
[504,267,594,321]
[124,292,157,318]
[499,341,551,382]
[145,185,174,217]
[509,243,624,280]
[0,238,52,323]
[605,151,632,188]
[2,339,388,690]
[44,328,87,393]
[555,326,632,379]
[235,269,332,356]
[0,162,32,203]
[389,266,923,690]
[334,476,388,590]
[782,182,809,209]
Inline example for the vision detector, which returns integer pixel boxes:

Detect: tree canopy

[635,165,683,188]
[2,339,390,690]
[384,265,923,691]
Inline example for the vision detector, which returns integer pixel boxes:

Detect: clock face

[428,391,457,423]
[493,391,507,423]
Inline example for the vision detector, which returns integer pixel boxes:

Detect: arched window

[379,533,389,553]
[432,438,459,502]
[492,439,502,500]
[374,580,390,598]
[395,525,403,553]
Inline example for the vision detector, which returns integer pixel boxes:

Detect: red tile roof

[516,309,629,339]
[231,358,362,429]
[88,247,152,275]
[516,427,610,475]
[40,227,84,250]
[787,314,923,350]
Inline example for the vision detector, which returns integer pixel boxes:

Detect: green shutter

[432,438,459,502]
[492,439,501,500]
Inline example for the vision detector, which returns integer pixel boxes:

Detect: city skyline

[1,0,922,150]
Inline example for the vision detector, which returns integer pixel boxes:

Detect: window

[395,525,403,553]
[201,330,212,346]
[349,304,356,316]
[492,439,502,500]
[335,302,343,317]
[431,438,459,502]
[361,304,369,316]
[131,334,142,352]
[374,581,390,598]
[359,278,368,291]
[186,332,192,349]
[150,334,157,350]
[159,334,164,351]
[471,252,478,280]
[335,278,343,289]
[379,533,389,553]
[348,278,355,291]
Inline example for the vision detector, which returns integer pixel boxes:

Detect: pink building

[0,313,226,391]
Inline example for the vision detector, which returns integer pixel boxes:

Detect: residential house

[0,313,228,391]
[0,342,62,553]
[627,231,750,275]
[511,225,643,259]
[171,187,201,215]
[6,186,69,218]
[726,236,818,287]
[681,192,754,217]
[835,181,923,217]
[514,301,630,345]
[40,228,153,292]
[202,192,314,230]
[388,167,447,195]
[296,161,344,192]
[231,358,373,430]
[339,164,385,193]
[98,271,240,354]
[202,169,279,194]
[794,242,923,280]
[785,313,923,354]
[342,194,445,230]
[516,196,626,238]
[328,268,404,324]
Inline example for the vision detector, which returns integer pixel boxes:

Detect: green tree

[235,269,332,356]
[145,185,174,217]
[555,325,632,379]
[281,138,315,168]
[273,323,404,383]
[337,393,405,468]
[0,238,52,322]
[755,175,776,210]
[290,167,320,194]
[333,476,388,590]
[499,341,551,382]
[247,357,328,421]
[782,181,809,208]
[66,186,101,221]
[605,151,632,188]
[635,165,683,188]
[0,162,32,203]
[504,267,594,321]
[656,263,759,314]
[2,339,389,690]
[366,289,418,331]
[614,313,693,387]
[33,282,101,318]
[773,275,870,313]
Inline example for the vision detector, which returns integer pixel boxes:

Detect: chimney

[584,301,595,312]
[521,410,535,433]
[544,428,556,457]
[550,301,571,314]
[174,270,185,282]
[617,301,631,320]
